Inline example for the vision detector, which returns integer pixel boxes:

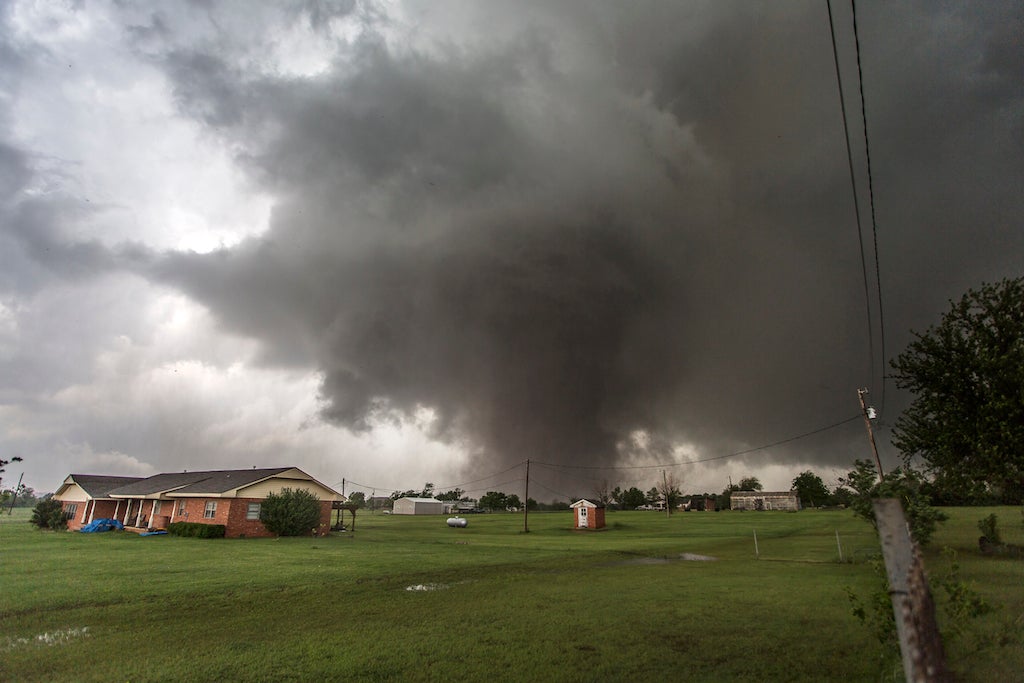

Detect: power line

[338,461,527,497]
[526,477,576,502]
[851,0,888,414]
[826,0,876,401]
[433,462,526,492]
[532,415,861,471]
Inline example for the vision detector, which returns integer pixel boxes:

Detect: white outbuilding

[392,497,446,515]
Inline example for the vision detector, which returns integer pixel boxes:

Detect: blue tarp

[79,518,125,533]
[139,530,167,536]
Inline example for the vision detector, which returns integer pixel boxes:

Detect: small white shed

[392,497,446,515]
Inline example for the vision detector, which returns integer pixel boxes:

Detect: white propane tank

[446,517,468,528]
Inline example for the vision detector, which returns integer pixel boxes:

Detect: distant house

[730,490,801,511]
[570,499,606,529]
[392,497,446,515]
[54,467,344,537]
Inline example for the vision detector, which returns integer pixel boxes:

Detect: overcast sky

[2,1,1021,500]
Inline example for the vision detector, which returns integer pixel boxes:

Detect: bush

[840,459,947,546]
[30,499,67,530]
[978,514,1001,546]
[166,522,226,538]
[260,488,322,536]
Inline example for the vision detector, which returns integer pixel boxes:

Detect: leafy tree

[619,487,646,510]
[839,459,947,546]
[792,471,830,508]
[890,277,1024,503]
[389,489,419,502]
[829,486,855,508]
[347,491,366,507]
[420,483,435,498]
[645,487,661,505]
[719,485,736,509]
[259,488,322,536]
[610,486,623,507]
[478,491,508,511]
[505,494,522,510]
[435,488,466,501]
[737,476,763,491]
[30,498,66,530]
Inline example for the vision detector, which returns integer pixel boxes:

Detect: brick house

[54,467,344,537]
[570,499,606,529]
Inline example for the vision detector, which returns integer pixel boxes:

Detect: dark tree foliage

[830,486,855,508]
[840,459,947,546]
[617,486,647,510]
[259,488,322,536]
[737,476,763,491]
[30,498,66,530]
[792,470,830,508]
[0,455,23,489]
[478,491,505,511]
[891,277,1024,503]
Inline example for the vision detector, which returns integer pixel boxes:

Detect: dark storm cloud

[129,2,1023,474]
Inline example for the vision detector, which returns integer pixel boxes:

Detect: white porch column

[135,500,144,527]
[113,500,121,520]
[88,500,96,523]
[81,501,89,524]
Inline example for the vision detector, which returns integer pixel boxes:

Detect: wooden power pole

[523,459,530,533]
[873,499,951,682]
[858,388,884,480]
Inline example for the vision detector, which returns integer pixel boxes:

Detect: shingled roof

[107,467,293,497]
[66,474,145,498]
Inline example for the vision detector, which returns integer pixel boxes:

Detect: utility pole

[7,472,23,515]
[663,469,671,518]
[858,388,884,480]
[523,459,530,533]
[342,478,345,497]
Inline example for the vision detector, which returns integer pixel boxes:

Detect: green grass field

[1,506,1021,682]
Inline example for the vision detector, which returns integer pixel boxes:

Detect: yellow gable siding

[55,483,89,502]
[236,477,341,501]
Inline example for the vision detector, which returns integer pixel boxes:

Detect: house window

[203,501,217,519]
[153,501,161,515]
[246,502,261,520]
[178,501,187,515]
[65,503,78,520]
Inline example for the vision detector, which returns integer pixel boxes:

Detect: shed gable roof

[570,499,603,509]
[61,474,146,499]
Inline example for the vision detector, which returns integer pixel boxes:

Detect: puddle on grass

[609,553,717,566]
[678,553,717,561]
[405,583,450,592]
[1,627,90,652]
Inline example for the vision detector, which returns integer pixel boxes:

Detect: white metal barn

[392,497,446,515]
[730,491,801,511]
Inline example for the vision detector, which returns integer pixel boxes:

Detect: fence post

[872,499,951,682]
